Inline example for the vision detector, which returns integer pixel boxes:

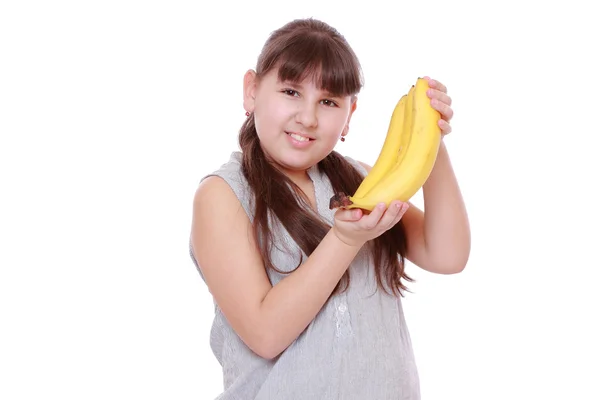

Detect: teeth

[289,133,309,142]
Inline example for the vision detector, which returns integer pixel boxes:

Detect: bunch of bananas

[330,77,442,211]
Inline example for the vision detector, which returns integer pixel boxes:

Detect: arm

[190,176,362,360]
[358,143,470,274]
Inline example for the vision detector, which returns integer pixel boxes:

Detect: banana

[382,84,416,190]
[332,77,441,211]
[352,92,408,198]
[393,85,416,172]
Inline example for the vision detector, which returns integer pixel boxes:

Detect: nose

[295,102,318,129]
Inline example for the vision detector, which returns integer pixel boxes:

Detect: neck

[261,148,314,186]
[283,167,312,187]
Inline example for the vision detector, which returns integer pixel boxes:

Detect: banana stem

[329,192,353,209]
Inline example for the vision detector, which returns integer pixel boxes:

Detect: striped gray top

[190,151,421,399]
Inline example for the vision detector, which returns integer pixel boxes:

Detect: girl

[189,17,470,400]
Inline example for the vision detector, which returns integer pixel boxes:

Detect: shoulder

[356,160,372,173]
[194,173,236,205]
[193,174,247,229]
[195,151,255,218]
[191,173,256,275]
[199,151,245,185]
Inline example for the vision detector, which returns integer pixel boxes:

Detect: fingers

[424,77,454,123]
[438,118,452,135]
[362,202,387,230]
[425,77,447,94]
[427,88,452,107]
[335,207,363,222]
[379,201,409,229]
[428,88,453,123]
[361,201,408,231]
[431,98,454,122]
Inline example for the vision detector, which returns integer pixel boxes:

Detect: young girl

[189,17,470,400]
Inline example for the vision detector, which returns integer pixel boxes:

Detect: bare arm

[358,142,470,274]
[190,176,362,360]
[403,142,470,273]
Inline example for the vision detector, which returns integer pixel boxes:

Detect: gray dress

[189,151,421,399]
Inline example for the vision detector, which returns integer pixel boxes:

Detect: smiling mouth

[286,132,314,142]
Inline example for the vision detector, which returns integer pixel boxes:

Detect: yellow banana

[340,77,441,210]
[385,84,416,186]
[352,92,408,198]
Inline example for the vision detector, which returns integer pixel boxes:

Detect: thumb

[336,207,363,222]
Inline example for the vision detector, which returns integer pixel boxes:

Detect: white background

[1,0,599,399]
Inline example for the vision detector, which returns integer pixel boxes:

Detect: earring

[340,136,346,142]
[245,111,250,117]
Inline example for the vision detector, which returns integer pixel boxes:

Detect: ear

[342,97,358,136]
[243,69,258,114]
[349,97,358,118]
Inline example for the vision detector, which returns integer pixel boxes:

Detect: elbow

[443,238,471,274]
[234,306,291,360]
[255,347,282,361]
[431,260,467,275]
[443,249,471,274]
[421,230,471,274]
[429,247,471,275]
[246,331,286,360]
[442,260,468,274]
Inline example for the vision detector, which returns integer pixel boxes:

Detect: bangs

[262,34,363,97]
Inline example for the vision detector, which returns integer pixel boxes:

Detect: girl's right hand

[332,200,410,247]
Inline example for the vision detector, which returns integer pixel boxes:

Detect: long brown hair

[239,18,411,297]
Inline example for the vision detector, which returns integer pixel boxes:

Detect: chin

[272,152,314,172]
[264,140,327,170]
[279,157,312,171]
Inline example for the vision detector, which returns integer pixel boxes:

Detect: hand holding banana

[330,76,454,211]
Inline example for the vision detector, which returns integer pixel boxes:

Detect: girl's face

[243,68,356,181]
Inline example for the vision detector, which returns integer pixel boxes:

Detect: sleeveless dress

[189,151,421,399]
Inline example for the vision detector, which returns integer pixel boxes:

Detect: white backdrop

[1,1,599,399]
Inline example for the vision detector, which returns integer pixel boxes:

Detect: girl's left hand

[424,76,453,136]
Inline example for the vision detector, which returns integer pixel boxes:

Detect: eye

[282,88,299,97]
[321,99,338,107]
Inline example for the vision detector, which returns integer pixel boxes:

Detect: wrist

[331,227,365,249]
